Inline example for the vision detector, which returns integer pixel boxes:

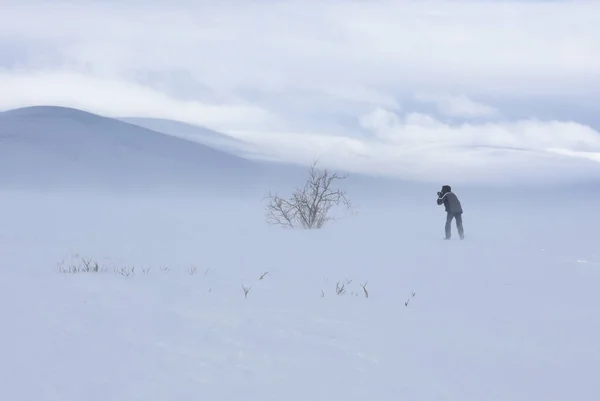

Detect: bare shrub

[265,161,352,229]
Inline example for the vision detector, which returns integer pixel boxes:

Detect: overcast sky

[1,0,600,183]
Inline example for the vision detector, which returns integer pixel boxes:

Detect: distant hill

[119,117,258,157]
[0,106,264,191]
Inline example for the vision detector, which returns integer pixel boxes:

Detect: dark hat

[442,185,451,193]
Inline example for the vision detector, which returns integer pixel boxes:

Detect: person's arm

[437,191,447,205]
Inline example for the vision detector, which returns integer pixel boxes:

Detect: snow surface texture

[1,186,599,401]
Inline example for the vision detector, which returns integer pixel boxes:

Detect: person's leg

[455,212,464,239]
[445,212,454,239]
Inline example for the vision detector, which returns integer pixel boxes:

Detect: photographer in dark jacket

[437,185,465,240]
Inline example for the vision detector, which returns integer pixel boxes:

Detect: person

[436,185,464,240]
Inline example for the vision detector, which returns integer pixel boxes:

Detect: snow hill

[0,106,263,191]
[119,117,255,157]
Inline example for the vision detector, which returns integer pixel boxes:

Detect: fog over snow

[1,1,600,401]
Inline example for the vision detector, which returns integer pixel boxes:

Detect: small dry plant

[115,266,135,277]
[335,281,346,295]
[360,281,369,298]
[56,256,107,274]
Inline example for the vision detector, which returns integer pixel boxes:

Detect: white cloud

[231,108,600,184]
[2,0,599,96]
[1,0,600,183]
[0,70,277,131]
[359,108,600,151]
[414,92,498,118]
[546,148,600,163]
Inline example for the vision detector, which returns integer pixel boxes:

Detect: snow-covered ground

[1,187,598,401]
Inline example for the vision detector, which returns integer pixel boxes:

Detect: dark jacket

[437,187,463,213]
